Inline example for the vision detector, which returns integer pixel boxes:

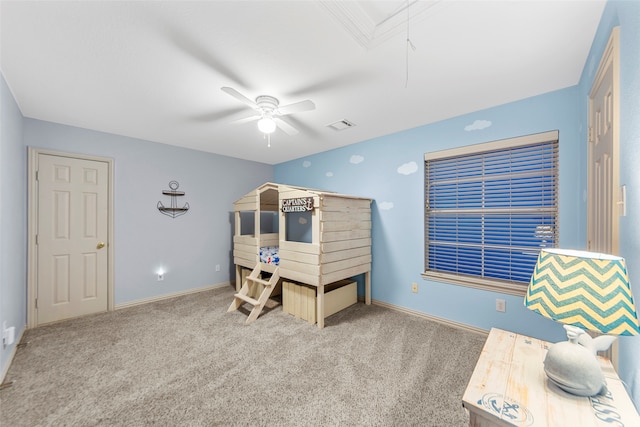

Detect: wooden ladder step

[234,293,258,306]
[228,264,280,324]
[246,276,271,287]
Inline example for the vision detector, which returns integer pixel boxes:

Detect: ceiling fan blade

[287,72,366,97]
[276,99,316,116]
[274,117,299,136]
[221,87,258,109]
[282,115,321,138]
[168,28,250,89]
[189,106,247,123]
[231,115,261,124]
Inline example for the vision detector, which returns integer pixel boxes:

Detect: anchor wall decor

[157,180,190,218]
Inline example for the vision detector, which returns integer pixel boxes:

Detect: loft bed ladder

[227,263,280,324]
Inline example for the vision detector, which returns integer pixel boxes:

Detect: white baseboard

[115,281,233,310]
[1,326,26,385]
[368,298,489,337]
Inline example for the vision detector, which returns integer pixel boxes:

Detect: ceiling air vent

[327,119,356,131]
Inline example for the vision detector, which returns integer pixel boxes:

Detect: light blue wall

[0,73,27,378]
[275,86,580,344]
[23,119,273,305]
[580,0,640,410]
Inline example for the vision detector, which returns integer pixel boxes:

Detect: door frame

[27,148,115,328]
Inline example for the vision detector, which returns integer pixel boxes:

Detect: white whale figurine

[543,326,615,397]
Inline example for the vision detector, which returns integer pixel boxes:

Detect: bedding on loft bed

[259,246,280,265]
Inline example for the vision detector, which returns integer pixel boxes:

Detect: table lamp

[524,248,640,396]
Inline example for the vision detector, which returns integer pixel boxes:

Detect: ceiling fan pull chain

[405,0,417,89]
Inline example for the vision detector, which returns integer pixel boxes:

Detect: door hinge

[588,127,593,143]
[35,298,38,309]
[35,234,38,245]
[35,170,39,181]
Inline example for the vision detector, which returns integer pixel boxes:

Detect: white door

[587,28,620,366]
[588,27,619,256]
[588,66,616,254]
[36,154,109,324]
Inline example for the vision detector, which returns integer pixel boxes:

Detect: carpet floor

[1,285,486,426]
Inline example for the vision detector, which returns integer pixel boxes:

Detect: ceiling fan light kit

[257,116,276,134]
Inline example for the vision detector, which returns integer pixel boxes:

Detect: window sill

[421,271,527,297]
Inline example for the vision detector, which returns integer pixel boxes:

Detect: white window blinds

[424,131,559,289]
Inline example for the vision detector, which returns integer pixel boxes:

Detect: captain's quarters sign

[282,197,314,212]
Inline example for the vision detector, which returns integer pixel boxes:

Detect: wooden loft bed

[229,182,372,328]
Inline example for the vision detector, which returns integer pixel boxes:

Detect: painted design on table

[590,390,627,426]
[477,393,534,426]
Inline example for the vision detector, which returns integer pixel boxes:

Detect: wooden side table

[462,328,640,426]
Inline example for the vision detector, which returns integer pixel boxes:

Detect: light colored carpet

[1,285,486,426]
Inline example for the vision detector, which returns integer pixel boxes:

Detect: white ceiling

[0,0,606,165]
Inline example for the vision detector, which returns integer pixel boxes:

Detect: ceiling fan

[221,87,315,137]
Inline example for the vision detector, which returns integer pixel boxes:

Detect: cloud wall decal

[464,119,492,131]
[397,161,418,175]
[350,155,364,164]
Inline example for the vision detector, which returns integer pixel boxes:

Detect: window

[423,131,559,296]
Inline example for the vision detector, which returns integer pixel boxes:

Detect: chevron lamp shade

[525,248,640,336]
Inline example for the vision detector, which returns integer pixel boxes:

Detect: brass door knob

[97,242,106,249]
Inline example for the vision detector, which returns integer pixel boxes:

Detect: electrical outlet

[411,283,418,293]
[2,321,15,347]
[496,299,506,313]
[215,264,221,272]
[2,323,15,346]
